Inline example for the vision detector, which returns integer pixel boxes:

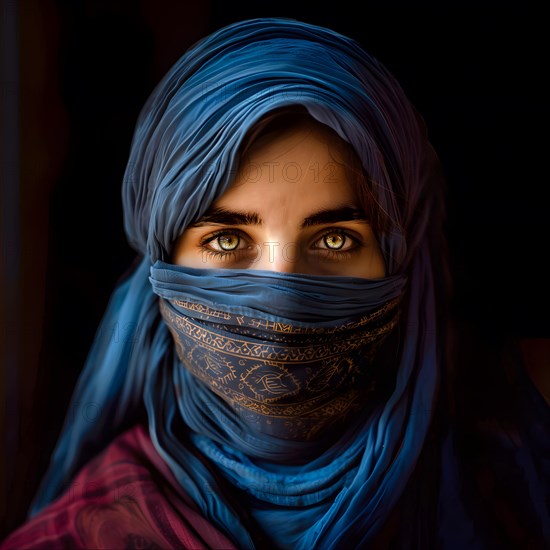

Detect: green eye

[323,232,345,249]
[218,234,240,251]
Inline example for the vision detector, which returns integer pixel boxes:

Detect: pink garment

[1,425,236,549]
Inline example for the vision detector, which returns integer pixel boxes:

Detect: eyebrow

[189,207,262,227]
[189,205,368,228]
[301,206,368,228]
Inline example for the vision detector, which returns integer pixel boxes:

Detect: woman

[2,17,548,549]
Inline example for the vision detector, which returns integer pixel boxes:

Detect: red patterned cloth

[1,425,236,549]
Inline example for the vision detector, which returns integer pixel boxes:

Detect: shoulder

[0,425,163,549]
[518,337,550,406]
[1,425,236,550]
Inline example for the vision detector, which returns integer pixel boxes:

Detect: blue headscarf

[30,17,449,548]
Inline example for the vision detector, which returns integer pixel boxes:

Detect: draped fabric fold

[29,17,449,549]
[150,261,407,323]
[29,256,162,512]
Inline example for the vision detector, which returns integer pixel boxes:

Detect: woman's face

[173,122,385,278]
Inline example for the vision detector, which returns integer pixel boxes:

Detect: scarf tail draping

[302,242,439,549]
[29,256,163,516]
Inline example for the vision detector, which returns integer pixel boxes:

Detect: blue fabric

[27,16,549,549]
[150,260,406,323]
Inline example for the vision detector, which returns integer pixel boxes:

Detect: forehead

[242,117,352,165]
[215,122,359,214]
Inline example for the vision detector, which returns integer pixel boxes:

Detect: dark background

[1,0,548,538]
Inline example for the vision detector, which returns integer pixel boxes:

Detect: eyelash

[199,228,359,261]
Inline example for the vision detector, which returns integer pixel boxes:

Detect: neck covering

[30,17,447,549]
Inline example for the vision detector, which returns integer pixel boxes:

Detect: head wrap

[30,17,448,548]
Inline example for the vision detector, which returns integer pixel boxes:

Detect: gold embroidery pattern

[160,299,398,363]
[173,301,233,320]
[172,297,400,334]
[160,297,397,441]
[305,356,353,393]
[241,364,301,402]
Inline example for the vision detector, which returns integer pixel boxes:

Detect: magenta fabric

[1,425,236,549]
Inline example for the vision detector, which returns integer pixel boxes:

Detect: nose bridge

[254,241,298,273]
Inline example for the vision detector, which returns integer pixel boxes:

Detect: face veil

[152,262,404,449]
[29,18,447,549]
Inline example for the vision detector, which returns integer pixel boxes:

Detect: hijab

[30,17,456,548]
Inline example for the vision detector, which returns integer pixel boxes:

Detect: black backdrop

[2,0,548,539]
